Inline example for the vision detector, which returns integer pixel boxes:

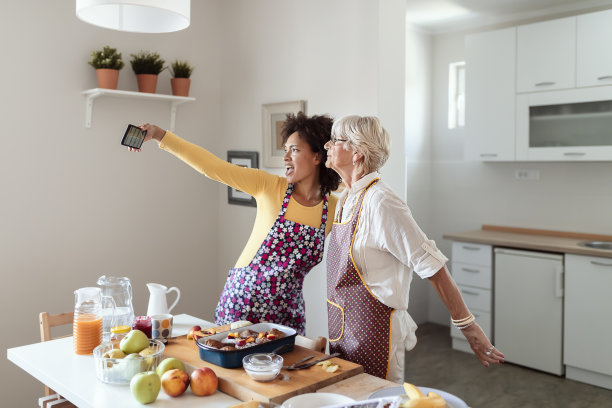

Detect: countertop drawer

[451,262,492,289]
[457,284,491,312]
[452,242,492,267]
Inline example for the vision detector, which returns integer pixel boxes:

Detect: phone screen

[121,124,146,149]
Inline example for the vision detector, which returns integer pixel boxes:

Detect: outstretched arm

[428,267,505,367]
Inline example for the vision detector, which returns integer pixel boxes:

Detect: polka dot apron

[326,179,394,379]
[215,184,328,335]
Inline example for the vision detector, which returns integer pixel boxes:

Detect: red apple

[235,338,246,347]
[186,325,202,340]
[266,334,277,340]
[161,369,190,397]
[190,367,218,397]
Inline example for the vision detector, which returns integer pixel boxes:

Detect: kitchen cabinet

[449,242,493,353]
[564,254,612,390]
[516,86,612,161]
[517,17,576,93]
[464,27,516,161]
[494,248,564,375]
[577,9,612,88]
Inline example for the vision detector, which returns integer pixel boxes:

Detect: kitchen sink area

[578,241,612,250]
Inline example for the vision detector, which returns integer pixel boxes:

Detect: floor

[404,323,612,408]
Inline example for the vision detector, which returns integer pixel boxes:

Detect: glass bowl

[93,339,164,384]
[242,353,283,382]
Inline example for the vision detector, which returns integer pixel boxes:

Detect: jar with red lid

[132,316,152,338]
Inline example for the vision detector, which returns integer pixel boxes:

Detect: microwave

[516,86,612,161]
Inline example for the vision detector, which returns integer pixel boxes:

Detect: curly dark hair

[281,112,341,196]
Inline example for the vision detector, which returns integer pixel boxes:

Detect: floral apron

[215,184,328,335]
[326,179,395,379]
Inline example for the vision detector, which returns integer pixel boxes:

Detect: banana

[400,383,447,408]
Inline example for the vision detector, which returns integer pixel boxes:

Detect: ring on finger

[485,346,494,356]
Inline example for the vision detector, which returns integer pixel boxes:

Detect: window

[448,61,465,129]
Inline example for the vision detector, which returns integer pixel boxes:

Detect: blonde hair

[331,115,390,175]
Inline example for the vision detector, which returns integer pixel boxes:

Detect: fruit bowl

[93,340,165,384]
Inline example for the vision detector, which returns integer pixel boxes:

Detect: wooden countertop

[443,225,612,259]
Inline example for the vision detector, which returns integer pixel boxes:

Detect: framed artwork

[262,100,306,167]
[227,150,258,207]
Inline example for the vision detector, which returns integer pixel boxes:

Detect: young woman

[132,113,340,335]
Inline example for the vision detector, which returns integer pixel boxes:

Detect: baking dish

[195,322,296,368]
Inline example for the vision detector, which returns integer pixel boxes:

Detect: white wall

[1,1,222,406]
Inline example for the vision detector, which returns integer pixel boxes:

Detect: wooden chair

[295,334,327,354]
[39,312,76,408]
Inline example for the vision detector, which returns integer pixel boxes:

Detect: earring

[352,161,356,165]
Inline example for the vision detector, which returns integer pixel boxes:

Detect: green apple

[130,371,161,404]
[120,330,150,354]
[156,357,186,377]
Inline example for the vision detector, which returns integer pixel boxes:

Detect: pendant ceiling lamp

[76,0,190,33]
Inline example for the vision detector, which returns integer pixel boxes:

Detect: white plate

[369,386,468,408]
[282,392,355,408]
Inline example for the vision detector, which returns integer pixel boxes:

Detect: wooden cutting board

[163,329,363,404]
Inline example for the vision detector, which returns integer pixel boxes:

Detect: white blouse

[334,172,448,382]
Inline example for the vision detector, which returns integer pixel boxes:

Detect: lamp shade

[76,0,190,33]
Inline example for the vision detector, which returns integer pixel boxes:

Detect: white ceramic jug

[146,283,181,316]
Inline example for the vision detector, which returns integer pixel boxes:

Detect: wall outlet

[515,169,540,181]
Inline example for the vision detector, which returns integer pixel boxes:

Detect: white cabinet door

[565,254,612,378]
[517,17,576,93]
[494,249,564,375]
[465,27,516,161]
[577,10,612,87]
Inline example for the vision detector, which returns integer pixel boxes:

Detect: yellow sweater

[160,132,338,268]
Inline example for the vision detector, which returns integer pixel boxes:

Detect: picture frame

[262,100,306,167]
[227,150,259,207]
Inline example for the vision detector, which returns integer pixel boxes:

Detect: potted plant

[169,60,194,97]
[89,46,125,90]
[130,51,166,93]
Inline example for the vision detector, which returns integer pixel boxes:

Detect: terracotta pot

[96,69,119,89]
[171,78,191,97]
[136,74,158,93]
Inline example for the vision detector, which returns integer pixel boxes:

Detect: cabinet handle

[461,289,480,296]
[534,81,555,87]
[555,265,564,298]
[479,153,498,157]
[461,268,480,273]
[563,152,586,156]
[591,261,612,267]
[597,75,612,81]
[461,246,481,251]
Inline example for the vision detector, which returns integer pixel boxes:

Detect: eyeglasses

[329,137,348,146]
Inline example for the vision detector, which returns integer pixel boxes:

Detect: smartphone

[121,124,147,149]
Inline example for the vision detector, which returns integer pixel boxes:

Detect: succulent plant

[129,51,166,75]
[169,60,194,78]
[89,46,125,70]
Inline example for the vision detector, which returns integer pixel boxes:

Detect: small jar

[132,316,152,339]
[110,325,131,348]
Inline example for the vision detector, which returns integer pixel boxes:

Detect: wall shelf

[82,88,195,131]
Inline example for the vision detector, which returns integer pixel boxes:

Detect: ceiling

[407,0,612,33]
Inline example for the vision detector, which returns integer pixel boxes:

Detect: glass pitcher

[73,287,115,355]
[97,276,135,341]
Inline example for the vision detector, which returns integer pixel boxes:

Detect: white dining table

[7,314,241,407]
[8,314,402,407]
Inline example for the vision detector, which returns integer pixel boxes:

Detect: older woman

[324,115,504,383]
